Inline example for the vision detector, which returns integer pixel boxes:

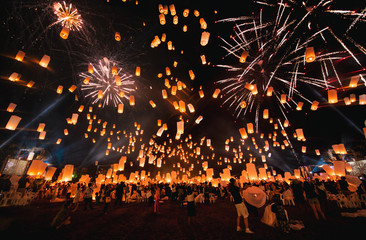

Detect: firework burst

[53,1,83,31]
[80,57,135,108]
[216,0,365,125]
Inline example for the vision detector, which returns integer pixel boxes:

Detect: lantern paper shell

[15,50,25,61]
[37,123,46,132]
[60,27,70,39]
[159,14,166,25]
[349,75,359,88]
[239,50,248,63]
[9,72,20,81]
[212,89,220,98]
[56,85,63,94]
[246,163,258,181]
[328,89,338,103]
[333,161,346,177]
[5,115,21,130]
[39,55,50,68]
[115,32,121,41]
[200,31,210,46]
[311,100,319,110]
[305,47,315,63]
[44,167,57,181]
[39,131,46,140]
[68,85,77,93]
[27,160,47,177]
[62,164,74,182]
[359,94,366,105]
[183,9,189,17]
[7,103,17,112]
[280,94,287,104]
[88,64,94,74]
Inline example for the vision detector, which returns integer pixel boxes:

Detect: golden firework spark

[53,1,83,31]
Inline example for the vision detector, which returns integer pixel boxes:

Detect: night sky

[0,0,365,178]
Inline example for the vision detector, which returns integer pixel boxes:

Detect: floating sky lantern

[212,89,220,98]
[200,31,210,46]
[39,55,50,68]
[5,115,21,130]
[60,27,70,39]
[328,89,338,103]
[239,50,248,63]
[305,46,315,63]
[15,50,25,61]
[311,100,319,110]
[115,32,121,41]
[6,103,17,113]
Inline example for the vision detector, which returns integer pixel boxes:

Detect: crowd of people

[1,172,366,234]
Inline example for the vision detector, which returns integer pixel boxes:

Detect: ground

[1,197,365,240]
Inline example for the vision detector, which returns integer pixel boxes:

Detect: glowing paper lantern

[199,90,204,98]
[129,95,135,106]
[240,101,246,108]
[27,160,47,177]
[15,50,25,61]
[60,27,70,39]
[115,32,121,41]
[263,109,269,119]
[311,101,319,110]
[200,31,210,46]
[169,4,176,15]
[37,123,45,132]
[333,161,345,177]
[56,138,62,144]
[258,168,267,180]
[149,100,156,108]
[98,90,103,99]
[188,70,195,80]
[162,89,168,99]
[135,66,141,76]
[296,102,304,111]
[39,131,46,140]
[200,55,207,64]
[195,116,203,124]
[280,94,287,104]
[305,47,315,63]
[44,167,57,181]
[247,123,254,134]
[238,128,247,139]
[359,94,366,105]
[5,115,21,130]
[349,75,359,88]
[328,89,338,103]
[61,165,74,182]
[295,129,305,141]
[9,72,20,81]
[266,87,273,96]
[68,85,77,93]
[350,94,356,103]
[239,50,248,63]
[26,81,35,88]
[118,103,124,113]
[88,64,94,74]
[284,119,289,127]
[183,9,189,17]
[344,97,351,105]
[246,163,258,181]
[315,149,320,155]
[200,18,207,29]
[187,103,195,113]
[212,89,220,98]
[159,13,166,25]
[7,103,17,112]
[39,55,50,68]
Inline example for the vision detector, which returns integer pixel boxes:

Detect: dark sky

[0,0,365,178]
